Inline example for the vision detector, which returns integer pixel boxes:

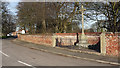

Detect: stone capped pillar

[52,34,56,47]
[100,33,106,54]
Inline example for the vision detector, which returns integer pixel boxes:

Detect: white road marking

[18,60,36,68]
[0,51,9,57]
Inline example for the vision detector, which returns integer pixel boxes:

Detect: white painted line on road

[0,51,9,57]
[18,60,36,68]
[18,61,32,66]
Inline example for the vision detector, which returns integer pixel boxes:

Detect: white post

[100,33,106,55]
[52,34,56,47]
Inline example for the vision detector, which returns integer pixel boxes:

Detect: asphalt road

[1,39,113,67]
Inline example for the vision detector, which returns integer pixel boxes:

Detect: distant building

[12,30,25,36]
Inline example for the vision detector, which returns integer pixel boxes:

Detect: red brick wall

[17,33,120,56]
[55,33,100,46]
[18,34,53,46]
[56,32,101,36]
[87,36,100,45]
[17,33,101,47]
[55,35,77,46]
[105,33,120,56]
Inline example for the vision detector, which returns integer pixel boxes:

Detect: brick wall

[17,32,120,56]
[17,33,101,47]
[55,33,100,46]
[105,33,120,56]
[18,34,53,46]
[55,35,77,46]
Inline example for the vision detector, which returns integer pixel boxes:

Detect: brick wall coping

[56,32,101,35]
[19,32,120,37]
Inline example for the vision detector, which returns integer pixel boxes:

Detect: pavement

[10,39,120,66]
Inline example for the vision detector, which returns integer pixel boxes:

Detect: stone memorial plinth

[76,34,89,48]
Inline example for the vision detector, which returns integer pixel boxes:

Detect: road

[1,39,113,67]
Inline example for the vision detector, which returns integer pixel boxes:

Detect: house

[12,29,28,36]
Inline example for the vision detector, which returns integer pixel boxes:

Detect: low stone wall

[18,34,53,46]
[105,33,120,56]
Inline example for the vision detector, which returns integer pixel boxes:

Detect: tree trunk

[42,2,46,33]
[113,15,117,33]
[42,19,46,33]
[36,23,41,33]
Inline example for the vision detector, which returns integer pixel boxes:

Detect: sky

[8,2,18,15]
